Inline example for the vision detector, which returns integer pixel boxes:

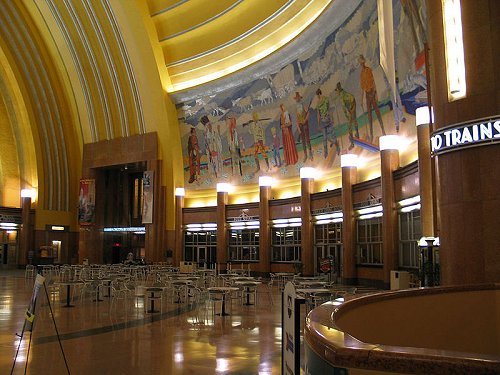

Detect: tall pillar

[174,188,185,267]
[300,168,314,276]
[19,189,34,267]
[341,154,358,284]
[216,184,229,268]
[415,106,435,237]
[380,136,400,287]
[258,177,272,274]
[426,0,500,285]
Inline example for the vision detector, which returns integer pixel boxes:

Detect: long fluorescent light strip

[400,204,421,213]
[398,196,420,207]
[357,206,383,215]
[314,212,343,221]
[316,218,343,225]
[358,212,383,220]
[103,227,146,232]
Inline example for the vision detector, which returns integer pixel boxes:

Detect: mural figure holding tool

[335,82,360,150]
[358,54,386,141]
[293,92,313,162]
[243,112,271,173]
[314,88,340,158]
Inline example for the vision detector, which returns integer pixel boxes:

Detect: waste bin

[390,270,410,290]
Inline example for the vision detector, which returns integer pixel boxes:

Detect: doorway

[197,246,207,266]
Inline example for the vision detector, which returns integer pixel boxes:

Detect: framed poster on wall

[79,179,95,226]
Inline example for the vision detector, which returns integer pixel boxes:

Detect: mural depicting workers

[200,115,223,178]
[226,113,243,176]
[270,126,282,168]
[294,92,313,162]
[243,112,271,173]
[335,82,360,150]
[314,88,340,158]
[280,104,298,166]
[187,127,201,183]
[358,54,386,141]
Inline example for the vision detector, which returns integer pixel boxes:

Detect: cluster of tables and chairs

[24,263,277,318]
[24,263,360,317]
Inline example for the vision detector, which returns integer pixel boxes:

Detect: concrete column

[380,136,400,288]
[300,169,314,276]
[259,184,271,274]
[216,190,228,267]
[341,155,358,284]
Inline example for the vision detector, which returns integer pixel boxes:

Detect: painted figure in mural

[335,82,360,150]
[226,113,243,176]
[358,54,386,141]
[294,92,313,162]
[270,126,282,168]
[200,115,223,178]
[187,127,201,183]
[315,88,340,158]
[280,104,298,166]
[243,112,270,172]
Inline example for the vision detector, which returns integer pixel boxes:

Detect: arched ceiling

[0,0,335,217]
[147,0,333,93]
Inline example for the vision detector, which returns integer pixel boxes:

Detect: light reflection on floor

[1,271,286,374]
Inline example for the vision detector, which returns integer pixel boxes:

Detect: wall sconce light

[379,135,400,151]
[340,154,358,167]
[300,167,316,179]
[415,106,434,126]
[442,0,466,101]
[216,183,231,193]
[20,189,36,199]
[175,187,185,197]
[258,176,273,187]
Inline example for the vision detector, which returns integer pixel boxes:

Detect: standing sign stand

[282,282,304,375]
[11,274,71,375]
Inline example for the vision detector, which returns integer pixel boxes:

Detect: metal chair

[25,265,36,279]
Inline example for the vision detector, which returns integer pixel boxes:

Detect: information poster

[25,274,45,331]
[282,282,303,375]
[142,171,154,224]
[78,179,95,225]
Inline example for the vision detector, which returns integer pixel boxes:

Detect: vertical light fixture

[299,167,316,179]
[415,106,434,127]
[258,176,273,187]
[175,187,185,197]
[340,154,358,168]
[216,183,231,193]
[379,135,400,151]
[442,0,466,101]
[20,189,36,200]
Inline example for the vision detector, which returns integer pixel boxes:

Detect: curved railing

[305,284,500,374]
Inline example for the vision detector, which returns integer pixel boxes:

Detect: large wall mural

[177,0,428,189]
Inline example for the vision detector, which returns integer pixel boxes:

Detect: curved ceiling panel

[147,0,333,92]
[0,1,71,211]
[152,0,243,41]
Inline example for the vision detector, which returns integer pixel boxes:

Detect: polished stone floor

[1,270,285,375]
